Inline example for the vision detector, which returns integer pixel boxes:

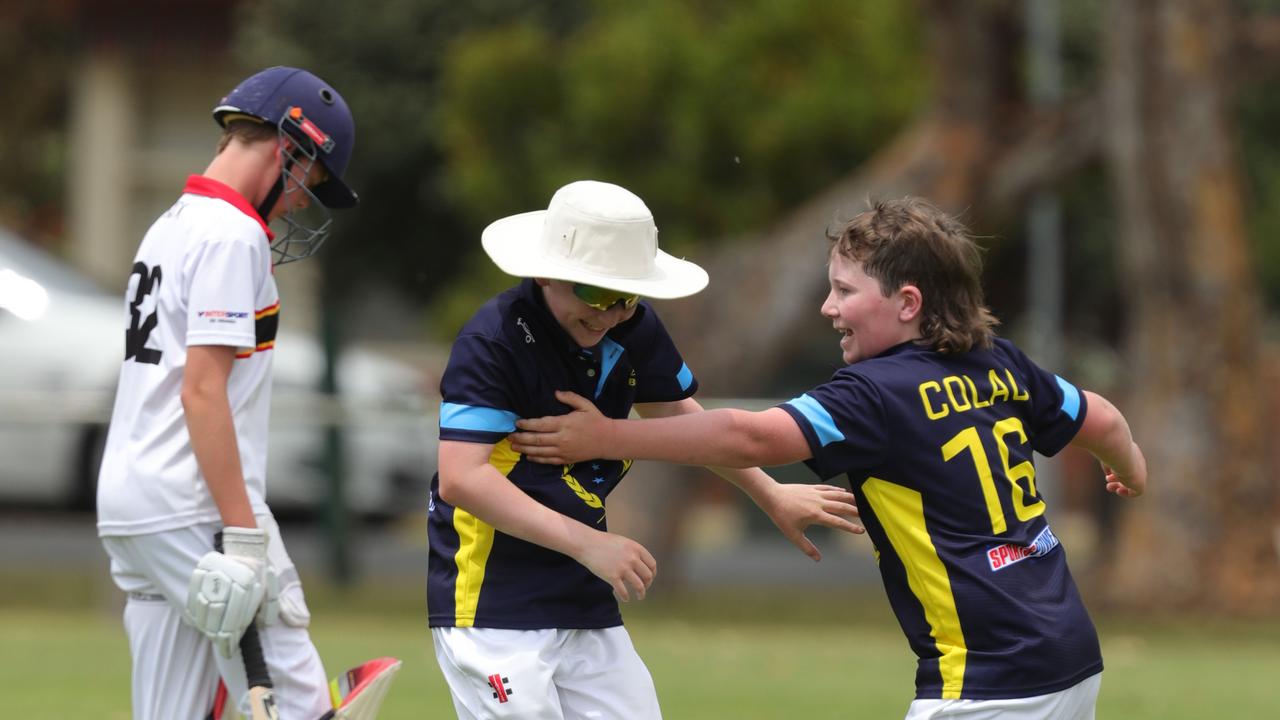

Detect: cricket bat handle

[214,531,279,720]
[242,622,279,720]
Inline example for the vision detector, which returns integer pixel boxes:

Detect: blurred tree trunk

[1101,0,1278,611]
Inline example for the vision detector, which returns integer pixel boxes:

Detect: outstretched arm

[1070,390,1147,498]
[634,398,863,562]
[437,439,657,601]
[512,390,812,468]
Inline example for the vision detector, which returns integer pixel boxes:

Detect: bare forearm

[1071,390,1146,497]
[704,461,866,563]
[438,438,655,600]
[513,395,858,562]
[1088,430,1140,478]
[513,393,811,469]
[440,464,595,558]
[651,402,786,504]
[605,409,798,467]
[183,390,256,528]
[707,465,782,507]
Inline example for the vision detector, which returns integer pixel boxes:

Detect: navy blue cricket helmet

[213,66,357,209]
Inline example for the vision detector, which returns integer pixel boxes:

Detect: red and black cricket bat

[215,531,279,720]
[318,657,403,720]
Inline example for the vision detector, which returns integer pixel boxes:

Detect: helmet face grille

[267,123,334,266]
[270,210,332,265]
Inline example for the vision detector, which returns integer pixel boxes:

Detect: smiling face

[821,250,922,364]
[538,278,639,348]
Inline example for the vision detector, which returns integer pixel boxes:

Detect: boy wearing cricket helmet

[97,66,357,719]
[513,197,1148,719]
[427,180,863,719]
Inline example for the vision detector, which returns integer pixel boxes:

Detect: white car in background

[0,228,436,518]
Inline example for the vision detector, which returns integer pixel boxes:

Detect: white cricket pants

[433,625,662,719]
[101,515,330,720]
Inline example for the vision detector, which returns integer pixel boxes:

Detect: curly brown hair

[827,197,998,353]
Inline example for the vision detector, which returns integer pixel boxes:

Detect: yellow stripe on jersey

[452,439,522,626]
[862,477,968,698]
[488,437,522,476]
[451,508,493,627]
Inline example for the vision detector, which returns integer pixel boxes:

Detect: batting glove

[221,526,280,625]
[185,550,266,658]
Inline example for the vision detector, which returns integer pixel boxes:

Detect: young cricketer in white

[96,66,359,720]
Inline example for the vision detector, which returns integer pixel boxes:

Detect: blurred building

[62,1,228,276]
[57,0,322,332]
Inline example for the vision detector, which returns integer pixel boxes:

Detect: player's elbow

[742,440,798,468]
[725,411,793,467]
[179,377,218,414]
[438,465,489,509]
[1073,391,1130,456]
[437,469,466,506]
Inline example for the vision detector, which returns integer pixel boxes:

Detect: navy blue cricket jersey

[427,279,696,630]
[778,338,1100,700]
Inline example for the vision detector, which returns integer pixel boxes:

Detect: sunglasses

[572,283,641,312]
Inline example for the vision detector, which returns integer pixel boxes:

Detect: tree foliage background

[235,0,926,335]
[2,0,1277,610]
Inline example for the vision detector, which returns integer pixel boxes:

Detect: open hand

[512,390,612,464]
[763,483,864,561]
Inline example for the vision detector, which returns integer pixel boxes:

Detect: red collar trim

[183,175,275,241]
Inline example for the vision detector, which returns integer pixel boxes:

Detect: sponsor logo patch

[516,317,535,344]
[288,107,335,153]
[987,525,1060,572]
[197,310,250,319]
[488,673,513,703]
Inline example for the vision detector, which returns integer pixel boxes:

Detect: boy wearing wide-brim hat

[426,180,863,719]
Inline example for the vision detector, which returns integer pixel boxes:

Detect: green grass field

[5,574,1279,718]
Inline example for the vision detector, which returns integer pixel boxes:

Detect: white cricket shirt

[97,176,280,536]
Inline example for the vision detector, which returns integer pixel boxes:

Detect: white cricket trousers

[101,515,329,720]
[433,625,662,719]
[904,672,1102,720]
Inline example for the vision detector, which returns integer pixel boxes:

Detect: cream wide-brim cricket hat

[481,180,710,299]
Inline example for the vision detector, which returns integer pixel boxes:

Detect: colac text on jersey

[917,367,1031,421]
